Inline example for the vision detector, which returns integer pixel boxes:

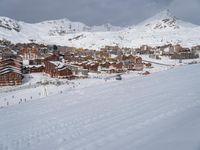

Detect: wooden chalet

[20,46,39,60]
[44,53,59,62]
[120,55,143,71]
[0,54,23,86]
[44,61,73,79]
[27,65,44,73]
[83,62,99,72]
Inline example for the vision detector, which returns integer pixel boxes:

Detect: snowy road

[142,59,174,66]
[0,64,200,150]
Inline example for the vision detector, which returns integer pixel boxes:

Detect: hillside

[0,64,200,150]
[0,10,200,49]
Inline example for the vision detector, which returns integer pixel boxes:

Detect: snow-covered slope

[138,10,198,29]
[0,64,200,150]
[119,10,200,48]
[21,19,122,36]
[0,10,200,49]
[0,17,122,44]
[0,17,21,32]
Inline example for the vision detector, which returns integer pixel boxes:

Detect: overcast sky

[0,0,200,26]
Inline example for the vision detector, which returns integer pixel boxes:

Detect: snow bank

[0,64,199,150]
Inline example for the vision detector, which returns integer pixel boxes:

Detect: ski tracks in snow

[0,65,200,150]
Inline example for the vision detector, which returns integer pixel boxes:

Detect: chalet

[29,59,43,65]
[64,53,76,62]
[44,61,73,79]
[109,62,123,72]
[100,62,111,69]
[171,52,199,59]
[66,64,88,78]
[44,53,59,62]
[120,55,143,71]
[27,65,44,73]
[96,50,110,59]
[134,57,144,71]
[0,54,23,86]
[0,71,22,86]
[102,62,123,73]
[134,63,144,71]
[22,58,45,74]
[20,46,39,60]
[155,44,174,56]
[139,45,154,54]
[84,62,99,72]
[173,44,185,53]
[191,46,200,56]
[171,46,199,59]
[99,62,112,73]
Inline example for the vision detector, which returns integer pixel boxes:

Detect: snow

[49,61,65,68]
[1,10,200,49]
[22,60,29,66]
[141,55,200,66]
[0,64,199,150]
[136,106,200,150]
[138,9,197,29]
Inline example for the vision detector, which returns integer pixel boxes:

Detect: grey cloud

[0,0,199,26]
[168,0,200,25]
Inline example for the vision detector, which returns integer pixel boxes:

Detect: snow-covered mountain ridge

[0,17,21,32]
[0,10,200,49]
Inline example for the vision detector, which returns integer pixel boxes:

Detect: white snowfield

[1,10,200,49]
[0,64,200,150]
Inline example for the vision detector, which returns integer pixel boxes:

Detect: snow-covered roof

[0,67,22,75]
[28,65,44,68]
[0,65,21,71]
[49,61,65,69]
[23,60,29,66]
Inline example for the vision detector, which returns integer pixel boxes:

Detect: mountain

[23,19,122,36]
[0,16,122,44]
[0,10,200,49]
[118,10,200,48]
[138,9,197,29]
[0,17,21,32]
[0,17,121,34]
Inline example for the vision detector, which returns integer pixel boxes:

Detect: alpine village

[0,39,199,86]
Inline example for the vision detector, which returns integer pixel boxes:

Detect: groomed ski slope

[0,64,200,150]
